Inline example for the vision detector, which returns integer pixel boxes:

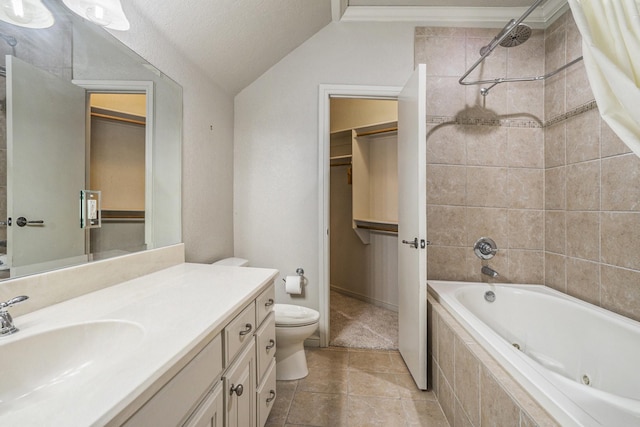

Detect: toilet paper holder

[282,268,304,283]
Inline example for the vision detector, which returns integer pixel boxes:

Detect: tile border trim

[426,100,598,129]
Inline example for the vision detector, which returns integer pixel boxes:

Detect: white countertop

[0,263,278,426]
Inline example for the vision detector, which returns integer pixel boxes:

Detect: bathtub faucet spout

[481,266,499,278]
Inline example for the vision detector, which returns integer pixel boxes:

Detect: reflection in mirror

[89,93,146,259]
[0,0,182,281]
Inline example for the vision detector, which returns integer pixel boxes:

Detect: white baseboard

[304,333,320,348]
[330,285,398,313]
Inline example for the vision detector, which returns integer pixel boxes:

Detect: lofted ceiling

[350,0,539,6]
[128,0,563,96]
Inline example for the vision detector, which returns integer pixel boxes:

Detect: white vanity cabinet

[118,276,276,427]
[222,284,276,427]
[122,334,223,427]
[254,285,277,426]
[256,359,277,427]
[0,263,280,427]
[184,381,224,427]
[224,339,256,427]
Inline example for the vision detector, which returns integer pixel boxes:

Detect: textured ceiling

[350,0,540,5]
[128,0,555,95]
[128,0,332,95]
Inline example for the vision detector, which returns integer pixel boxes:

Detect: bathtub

[427,280,640,427]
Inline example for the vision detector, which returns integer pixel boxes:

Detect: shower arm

[458,0,584,96]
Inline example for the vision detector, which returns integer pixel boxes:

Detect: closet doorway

[87,92,147,259]
[328,97,399,350]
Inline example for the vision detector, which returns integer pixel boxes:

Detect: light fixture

[62,0,130,31]
[0,0,54,28]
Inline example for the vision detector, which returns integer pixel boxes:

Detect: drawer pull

[266,390,276,403]
[239,323,253,336]
[264,298,274,307]
[266,339,275,350]
[230,383,244,396]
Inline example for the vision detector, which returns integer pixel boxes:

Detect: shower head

[478,19,532,56]
[499,23,532,48]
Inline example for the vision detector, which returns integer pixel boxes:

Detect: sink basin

[0,320,144,413]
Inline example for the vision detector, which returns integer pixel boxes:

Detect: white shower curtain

[567,0,640,157]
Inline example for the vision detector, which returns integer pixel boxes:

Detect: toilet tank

[211,257,249,267]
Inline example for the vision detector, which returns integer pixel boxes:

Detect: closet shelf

[354,122,398,138]
[330,154,352,168]
[353,218,398,234]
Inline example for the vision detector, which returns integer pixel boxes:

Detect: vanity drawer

[255,312,276,383]
[225,302,256,366]
[123,334,223,427]
[255,283,275,326]
[256,359,277,427]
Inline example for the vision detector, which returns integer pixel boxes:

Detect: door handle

[402,238,418,248]
[402,238,430,249]
[16,217,44,227]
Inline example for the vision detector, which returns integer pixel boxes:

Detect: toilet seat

[274,304,320,327]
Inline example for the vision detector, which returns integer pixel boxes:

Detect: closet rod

[357,126,398,137]
[91,111,146,126]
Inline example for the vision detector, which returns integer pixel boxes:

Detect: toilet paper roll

[285,275,302,294]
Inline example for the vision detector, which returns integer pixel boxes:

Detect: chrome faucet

[474,237,498,260]
[481,266,499,278]
[0,295,29,336]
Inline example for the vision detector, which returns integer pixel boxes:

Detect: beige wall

[91,93,146,117]
[330,98,397,133]
[417,26,546,285]
[543,12,640,322]
[111,4,236,263]
[418,10,640,323]
[90,117,145,211]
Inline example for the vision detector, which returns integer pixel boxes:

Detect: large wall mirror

[0,0,182,280]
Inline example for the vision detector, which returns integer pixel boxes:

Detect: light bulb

[10,0,23,18]
[85,4,110,27]
[0,0,54,28]
[62,0,129,31]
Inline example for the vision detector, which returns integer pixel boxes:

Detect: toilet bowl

[274,303,320,380]
[211,258,320,380]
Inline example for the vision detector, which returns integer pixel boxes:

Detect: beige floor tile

[348,395,407,427]
[266,380,298,425]
[348,370,401,398]
[349,350,398,373]
[286,391,349,426]
[402,399,450,427]
[297,366,349,394]
[394,373,436,401]
[267,343,449,426]
[306,347,350,370]
[389,351,412,373]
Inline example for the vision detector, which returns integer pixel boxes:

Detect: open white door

[397,64,428,389]
[6,56,87,276]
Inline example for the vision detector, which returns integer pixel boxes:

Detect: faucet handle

[473,237,498,260]
[0,295,29,310]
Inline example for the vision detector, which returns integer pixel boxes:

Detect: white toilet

[273,303,320,380]
[211,257,320,380]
